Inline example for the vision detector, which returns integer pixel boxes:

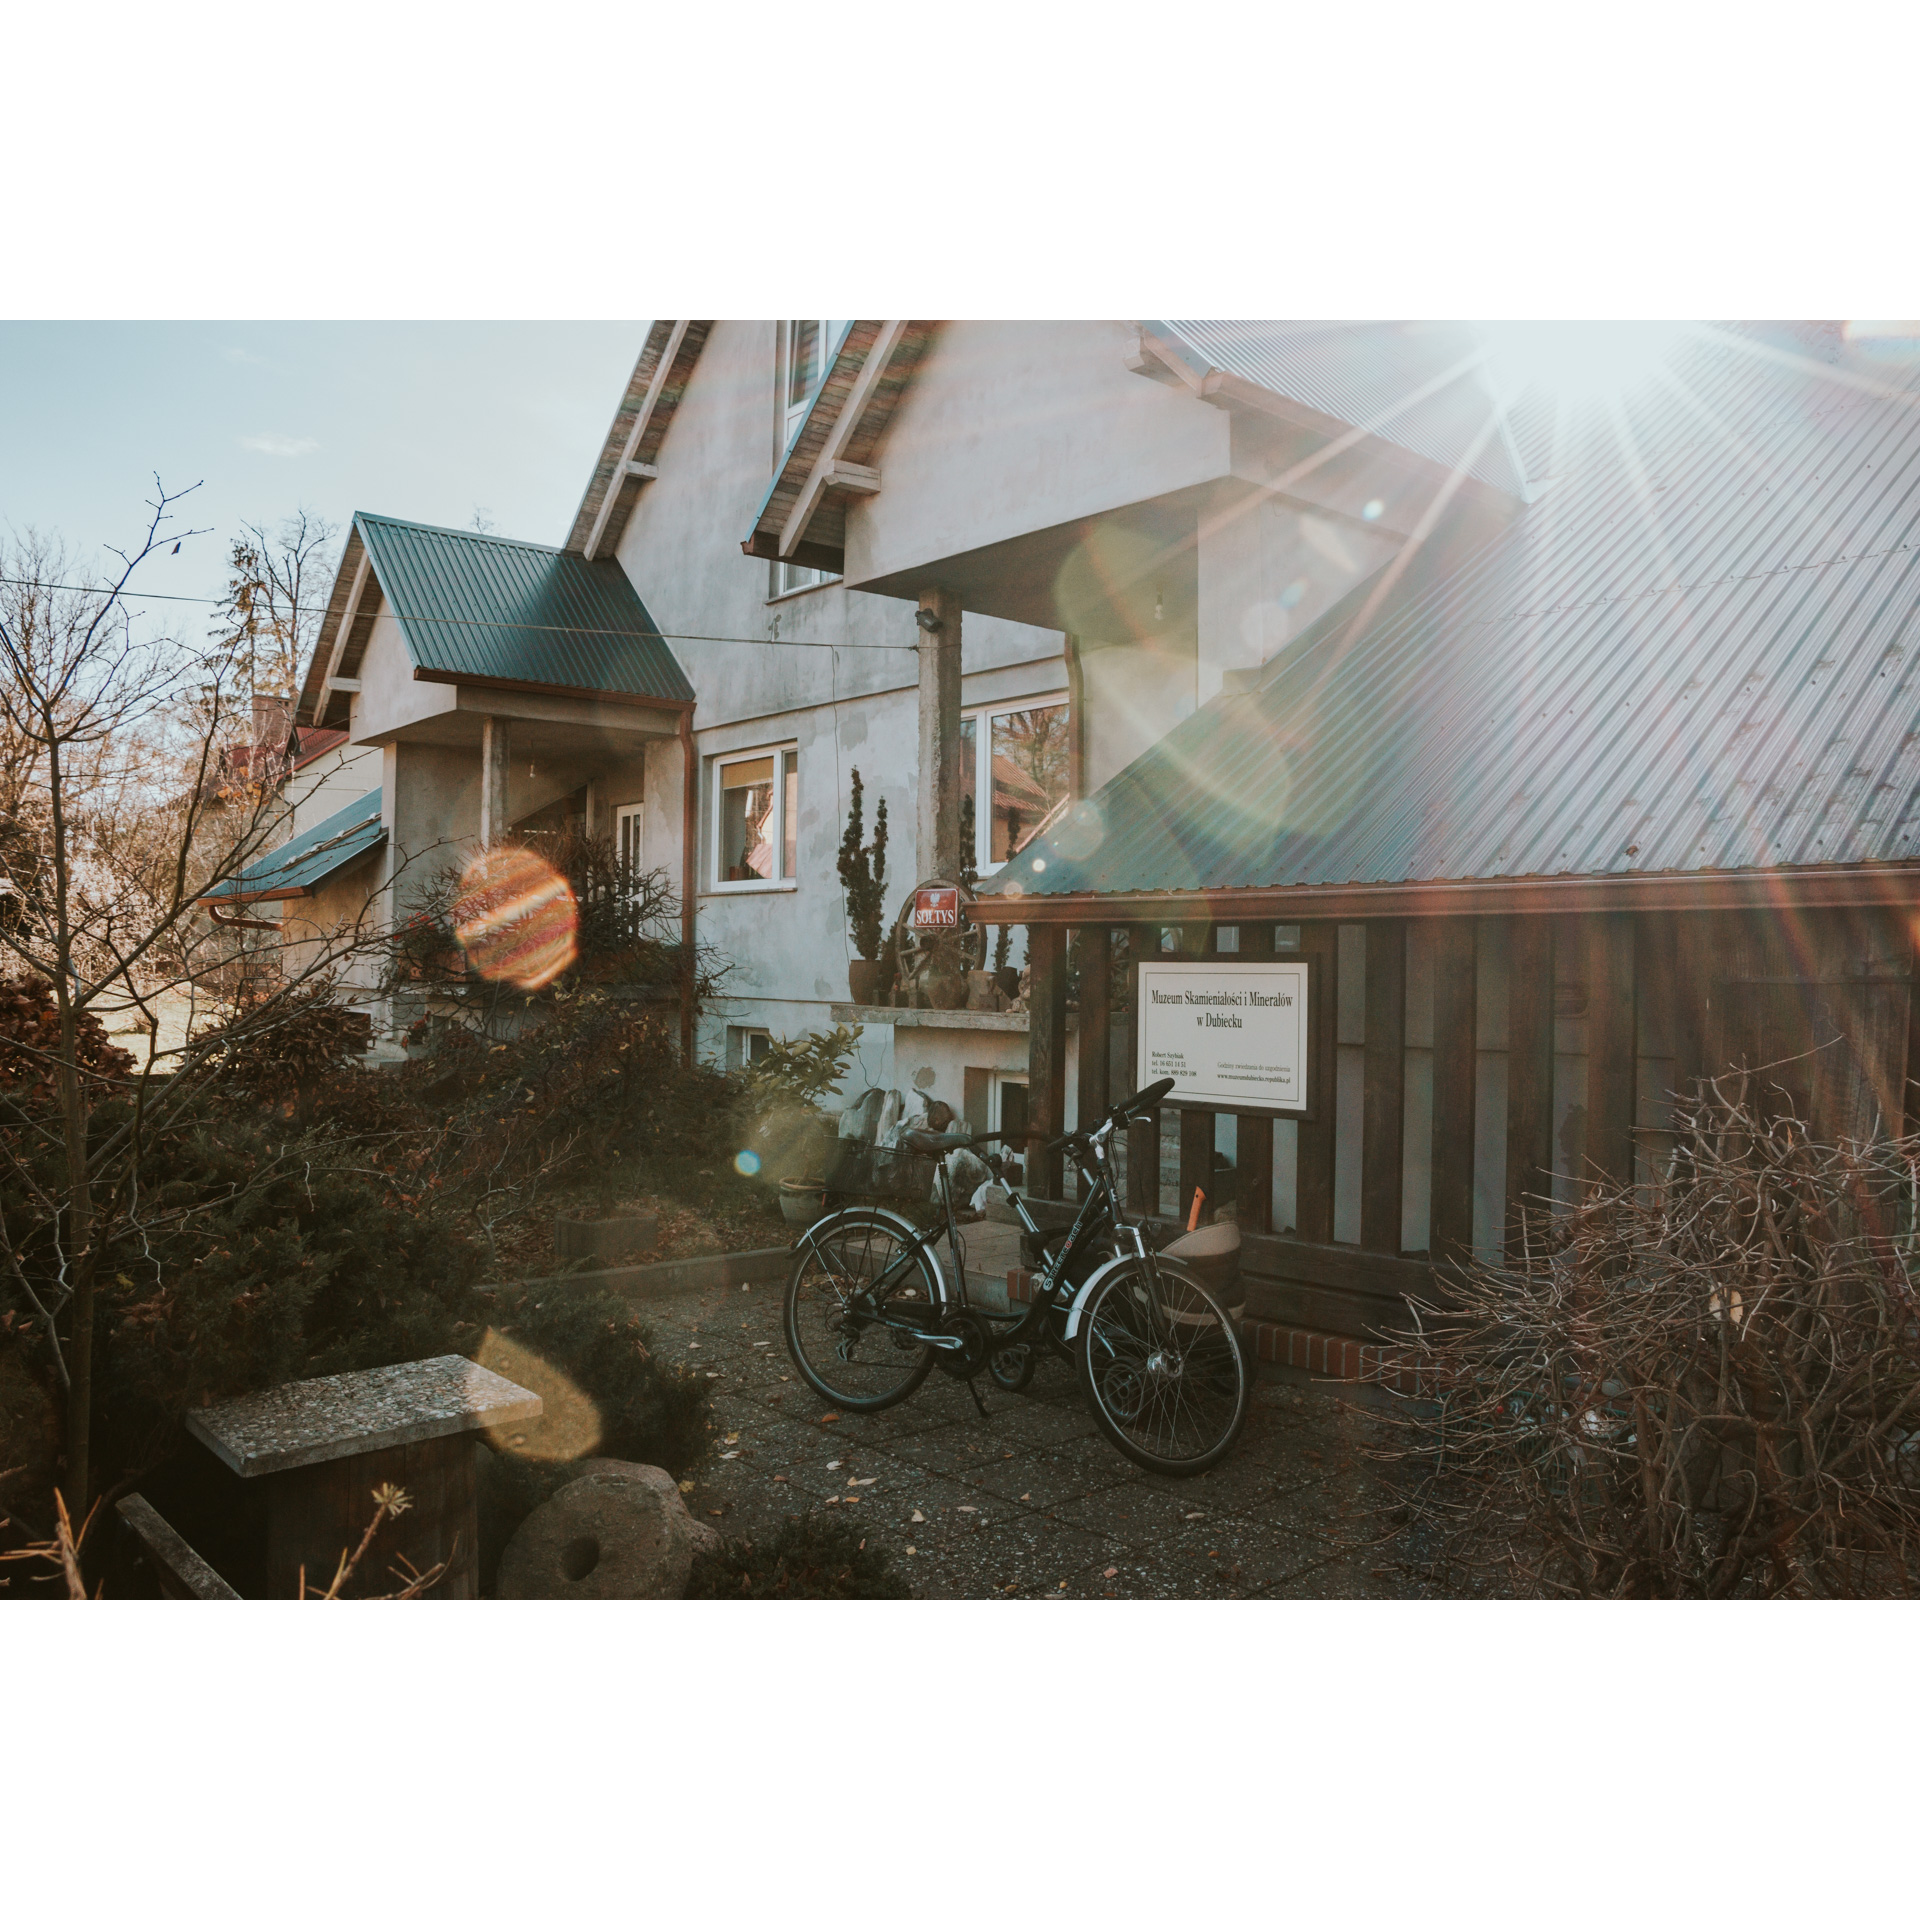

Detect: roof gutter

[970,863,1920,924]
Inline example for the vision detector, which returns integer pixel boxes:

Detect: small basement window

[728,1026,774,1068]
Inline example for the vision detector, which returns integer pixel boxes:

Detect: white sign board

[1135,960,1311,1114]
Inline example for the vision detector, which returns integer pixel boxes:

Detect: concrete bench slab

[186,1354,542,1478]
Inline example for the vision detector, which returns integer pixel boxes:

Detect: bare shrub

[1373,1074,1920,1598]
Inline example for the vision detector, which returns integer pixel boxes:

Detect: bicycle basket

[821,1137,938,1204]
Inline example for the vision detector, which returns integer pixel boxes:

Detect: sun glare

[1478,321,1695,407]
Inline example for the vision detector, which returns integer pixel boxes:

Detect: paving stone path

[650,1277,1438,1599]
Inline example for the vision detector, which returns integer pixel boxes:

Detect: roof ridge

[354,510,570,557]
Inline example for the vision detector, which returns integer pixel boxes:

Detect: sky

[0,321,650,615]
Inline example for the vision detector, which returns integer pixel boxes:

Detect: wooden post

[1586,912,1637,1191]
[916,586,964,883]
[1028,922,1069,1200]
[1668,912,1707,1109]
[1505,914,1556,1248]
[1361,918,1407,1255]
[1429,917,1478,1263]
[1075,925,1113,1197]
[1295,922,1339,1243]
[1178,1108,1215,1226]
[1235,1110,1274,1233]
[1128,1115,1159,1215]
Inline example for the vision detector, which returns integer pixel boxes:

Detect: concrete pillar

[584,773,609,841]
[481,717,513,849]
[916,586,963,881]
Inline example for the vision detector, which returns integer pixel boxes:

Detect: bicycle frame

[791,1109,1160,1358]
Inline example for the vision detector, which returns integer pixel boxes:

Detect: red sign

[911,885,961,930]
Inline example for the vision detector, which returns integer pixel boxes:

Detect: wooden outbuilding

[974,328,1920,1360]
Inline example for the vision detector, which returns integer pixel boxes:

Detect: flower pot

[993,966,1020,1002]
[926,972,968,1011]
[848,958,884,1005]
[966,969,998,1011]
[778,1180,825,1228]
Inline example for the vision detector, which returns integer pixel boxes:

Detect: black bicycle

[782,1077,1253,1476]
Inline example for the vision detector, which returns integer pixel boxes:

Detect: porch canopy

[211,789,385,904]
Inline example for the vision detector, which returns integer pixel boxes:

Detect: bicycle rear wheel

[785,1212,942,1412]
[1076,1260,1250,1476]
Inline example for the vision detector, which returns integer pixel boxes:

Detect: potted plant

[837,768,890,1004]
[778,1178,826,1227]
[991,922,1019,1004]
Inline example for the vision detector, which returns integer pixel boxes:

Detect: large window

[772,320,848,599]
[959,699,1072,875]
[713,745,799,890]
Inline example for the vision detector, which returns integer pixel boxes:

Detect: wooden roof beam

[581,320,689,561]
[777,320,906,559]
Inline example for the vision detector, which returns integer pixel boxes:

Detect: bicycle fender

[791,1205,952,1303]
[1061,1253,1145,1342]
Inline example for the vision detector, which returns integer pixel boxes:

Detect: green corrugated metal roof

[357,513,694,706]
[211,789,385,902]
[980,325,1920,906]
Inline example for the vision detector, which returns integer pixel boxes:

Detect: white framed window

[728,1025,774,1068]
[615,801,644,878]
[772,320,849,600]
[713,744,799,890]
[959,697,1072,876]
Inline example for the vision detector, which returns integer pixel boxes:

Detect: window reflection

[990,705,1070,862]
[722,756,775,882]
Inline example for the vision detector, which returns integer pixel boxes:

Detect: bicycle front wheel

[1076,1261,1250,1476]
[785,1212,942,1412]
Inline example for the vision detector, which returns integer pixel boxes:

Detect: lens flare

[452,845,578,989]
[1478,321,1694,407]
[733,1150,762,1177]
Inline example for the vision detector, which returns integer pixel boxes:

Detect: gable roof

[564,320,712,560]
[298,513,693,729]
[210,788,385,903]
[977,325,1920,915]
[740,321,940,574]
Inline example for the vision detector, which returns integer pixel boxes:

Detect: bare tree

[211,508,337,706]
[0,484,391,1513]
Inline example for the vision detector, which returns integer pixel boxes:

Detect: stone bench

[185,1355,541,1599]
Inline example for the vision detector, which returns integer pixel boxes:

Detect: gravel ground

[652,1274,1441,1599]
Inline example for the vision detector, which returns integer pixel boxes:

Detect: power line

[0,573,922,652]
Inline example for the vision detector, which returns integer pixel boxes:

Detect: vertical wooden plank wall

[1294,922,1339,1243]
[1075,926,1113,1196]
[1361,919,1406,1254]
[1027,924,1069,1200]
[1235,1109,1274,1234]
[1429,917,1478,1261]
[1505,915,1555,1244]
[1178,1109,1214,1226]
[1586,913,1637,1191]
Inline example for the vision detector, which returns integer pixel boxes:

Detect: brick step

[1002,1267,1439,1396]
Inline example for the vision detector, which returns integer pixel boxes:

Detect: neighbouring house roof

[564,320,712,560]
[977,325,1920,916]
[297,513,694,730]
[210,788,385,903]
